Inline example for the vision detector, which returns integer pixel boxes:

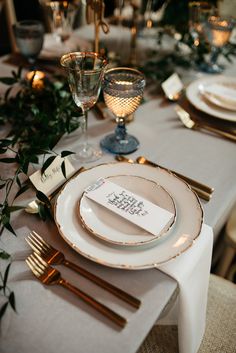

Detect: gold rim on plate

[77,175,177,247]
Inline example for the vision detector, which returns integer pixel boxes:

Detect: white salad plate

[186,76,236,122]
[54,162,204,269]
[78,175,176,247]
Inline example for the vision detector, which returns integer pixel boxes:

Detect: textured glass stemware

[202,16,235,73]
[60,52,107,162]
[100,67,145,155]
[13,20,44,66]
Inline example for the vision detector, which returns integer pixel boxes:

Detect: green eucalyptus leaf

[0,69,82,318]
[0,77,17,85]
[0,158,16,163]
[36,191,51,207]
[3,263,11,290]
[4,86,13,101]
[2,222,17,236]
[41,156,56,175]
[14,184,29,200]
[29,155,39,164]
[16,174,21,188]
[0,148,7,154]
[0,250,10,260]
[17,66,23,79]
[38,202,49,221]
[7,206,25,212]
[0,302,8,319]
[9,291,16,312]
[1,212,10,224]
[61,150,74,158]
[61,160,66,179]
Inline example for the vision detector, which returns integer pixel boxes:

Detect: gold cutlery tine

[175,105,236,142]
[25,231,141,309]
[26,253,127,328]
[136,156,214,196]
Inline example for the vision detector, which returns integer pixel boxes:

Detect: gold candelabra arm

[86,0,109,53]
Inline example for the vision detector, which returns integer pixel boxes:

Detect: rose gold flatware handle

[26,231,141,309]
[26,253,127,328]
[199,124,236,142]
[176,105,236,142]
[136,156,214,195]
[64,260,141,308]
[60,279,127,328]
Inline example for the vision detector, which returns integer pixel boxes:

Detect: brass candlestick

[86,0,109,53]
[129,2,139,67]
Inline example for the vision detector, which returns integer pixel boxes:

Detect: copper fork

[26,252,127,328]
[25,231,141,309]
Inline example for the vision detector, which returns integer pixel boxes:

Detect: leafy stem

[0,67,81,319]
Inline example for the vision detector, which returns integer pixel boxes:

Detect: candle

[26,70,45,89]
[208,17,232,47]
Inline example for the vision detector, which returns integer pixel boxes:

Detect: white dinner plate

[186,76,236,122]
[54,163,204,269]
[78,175,176,247]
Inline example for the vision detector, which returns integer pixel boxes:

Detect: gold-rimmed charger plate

[54,162,204,269]
[78,175,176,247]
[186,76,236,122]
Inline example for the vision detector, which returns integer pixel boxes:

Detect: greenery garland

[0,68,81,319]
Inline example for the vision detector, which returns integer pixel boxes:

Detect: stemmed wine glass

[100,67,145,155]
[202,16,235,73]
[45,1,77,44]
[60,52,107,162]
[13,20,45,66]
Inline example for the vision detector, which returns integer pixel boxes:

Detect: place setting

[1,1,236,353]
[173,75,236,142]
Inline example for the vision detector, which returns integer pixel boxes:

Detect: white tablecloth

[0,43,235,353]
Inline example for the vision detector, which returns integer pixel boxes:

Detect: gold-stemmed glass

[100,67,145,155]
[60,52,107,162]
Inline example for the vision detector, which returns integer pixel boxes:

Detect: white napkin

[40,33,92,60]
[200,83,236,111]
[156,224,213,353]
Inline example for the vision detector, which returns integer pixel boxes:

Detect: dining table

[0,27,236,353]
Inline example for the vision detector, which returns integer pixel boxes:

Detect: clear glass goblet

[45,1,76,43]
[202,16,235,73]
[13,20,44,66]
[60,52,107,163]
[100,67,145,155]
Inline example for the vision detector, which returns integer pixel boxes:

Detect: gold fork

[175,105,236,142]
[26,252,127,328]
[25,231,141,309]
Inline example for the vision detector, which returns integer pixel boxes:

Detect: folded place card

[29,156,75,196]
[161,73,184,99]
[85,178,174,236]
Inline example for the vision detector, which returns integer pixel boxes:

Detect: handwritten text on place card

[85,178,174,236]
[29,156,75,196]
